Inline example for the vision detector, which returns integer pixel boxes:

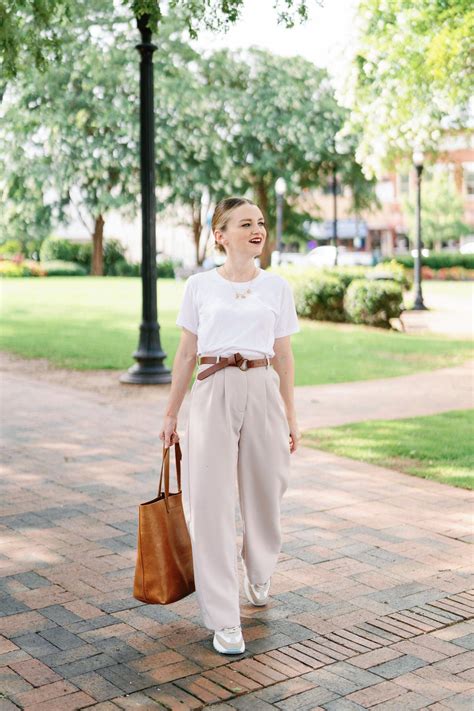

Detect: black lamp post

[330,135,339,266]
[330,162,340,267]
[331,162,338,250]
[275,177,287,266]
[411,149,428,311]
[120,14,172,384]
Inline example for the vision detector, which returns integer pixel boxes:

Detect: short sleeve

[176,277,199,335]
[274,280,300,338]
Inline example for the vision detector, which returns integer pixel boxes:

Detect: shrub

[344,279,404,328]
[104,258,176,278]
[294,274,346,322]
[0,239,23,257]
[0,261,29,277]
[114,259,140,276]
[157,259,176,278]
[103,239,127,275]
[22,260,47,276]
[75,242,92,269]
[370,259,412,290]
[420,266,436,280]
[404,265,474,281]
[385,253,474,270]
[40,260,87,276]
[435,266,474,280]
[320,266,368,288]
[40,236,82,263]
[39,236,129,275]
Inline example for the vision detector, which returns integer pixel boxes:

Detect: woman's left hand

[287,417,301,454]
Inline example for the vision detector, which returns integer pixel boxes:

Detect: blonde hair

[212,197,256,254]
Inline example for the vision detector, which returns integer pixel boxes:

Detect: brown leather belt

[196,352,273,380]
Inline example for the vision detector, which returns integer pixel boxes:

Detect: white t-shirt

[175,267,300,359]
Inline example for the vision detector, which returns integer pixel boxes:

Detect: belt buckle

[234,352,248,371]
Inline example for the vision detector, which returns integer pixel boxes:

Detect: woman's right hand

[159,415,180,448]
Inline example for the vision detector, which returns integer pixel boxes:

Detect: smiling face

[215,203,267,256]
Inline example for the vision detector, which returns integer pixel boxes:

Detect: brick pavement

[1,366,473,709]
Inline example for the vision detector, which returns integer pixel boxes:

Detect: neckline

[214,266,264,285]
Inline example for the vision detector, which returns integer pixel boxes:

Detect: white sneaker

[242,561,271,606]
[213,625,245,654]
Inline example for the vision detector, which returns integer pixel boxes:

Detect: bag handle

[157,442,182,512]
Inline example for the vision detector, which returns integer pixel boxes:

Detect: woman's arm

[272,336,301,453]
[272,336,296,418]
[160,328,197,447]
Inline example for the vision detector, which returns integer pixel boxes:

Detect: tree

[0,0,321,269]
[0,160,55,256]
[0,2,141,274]
[1,0,318,84]
[2,3,376,270]
[150,44,377,265]
[403,170,470,249]
[339,0,473,178]
[152,35,239,265]
[204,48,377,266]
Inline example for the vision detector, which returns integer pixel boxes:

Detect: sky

[191,0,359,92]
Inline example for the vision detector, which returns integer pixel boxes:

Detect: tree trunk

[255,181,272,269]
[91,214,104,276]
[191,200,203,266]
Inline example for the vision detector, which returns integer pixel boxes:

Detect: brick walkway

[1,364,473,709]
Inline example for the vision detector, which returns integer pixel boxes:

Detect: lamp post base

[120,358,172,384]
[120,324,172,384]
[410,294,429,311]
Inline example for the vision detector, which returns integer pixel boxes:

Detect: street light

[275,177,287,266]
[332,162,338,251]
[120,14,172,384]
[331,136,339,265]
[411,149,428,311]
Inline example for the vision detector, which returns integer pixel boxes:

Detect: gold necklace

[221,265,259,299]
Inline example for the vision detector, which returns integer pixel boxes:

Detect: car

[274,246,376,267]
[460,241,474,255]
[305,245,375,267]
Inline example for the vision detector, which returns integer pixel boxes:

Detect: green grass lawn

[302,409,474,490]
[0,276,472,385]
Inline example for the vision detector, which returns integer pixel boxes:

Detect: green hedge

[344,279,404,328]
[0,259,87,277]
[0,239,23,256]
[0,255,176,279]
[385,253,474,270]
[0,261,28,277]
[272,264,406,329]
[37,260,87,276]
[39,236,128,275]
[294,275,346,322]
[35,236,176,277]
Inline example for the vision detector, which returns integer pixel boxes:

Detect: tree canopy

[1,0,319,83]
[339,0,473,177]
[1,1,376,270]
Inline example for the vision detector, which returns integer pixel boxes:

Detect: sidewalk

[0,357,473,709]
[400,284,473,340]
[1,351,472,433]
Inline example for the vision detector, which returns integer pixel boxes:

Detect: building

[298,131,474,257]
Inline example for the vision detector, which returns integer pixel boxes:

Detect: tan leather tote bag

[133,442,195,604]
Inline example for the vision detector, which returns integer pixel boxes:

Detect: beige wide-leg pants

[181,360,291,632]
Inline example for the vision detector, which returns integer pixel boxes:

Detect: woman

[160,196,301,655]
